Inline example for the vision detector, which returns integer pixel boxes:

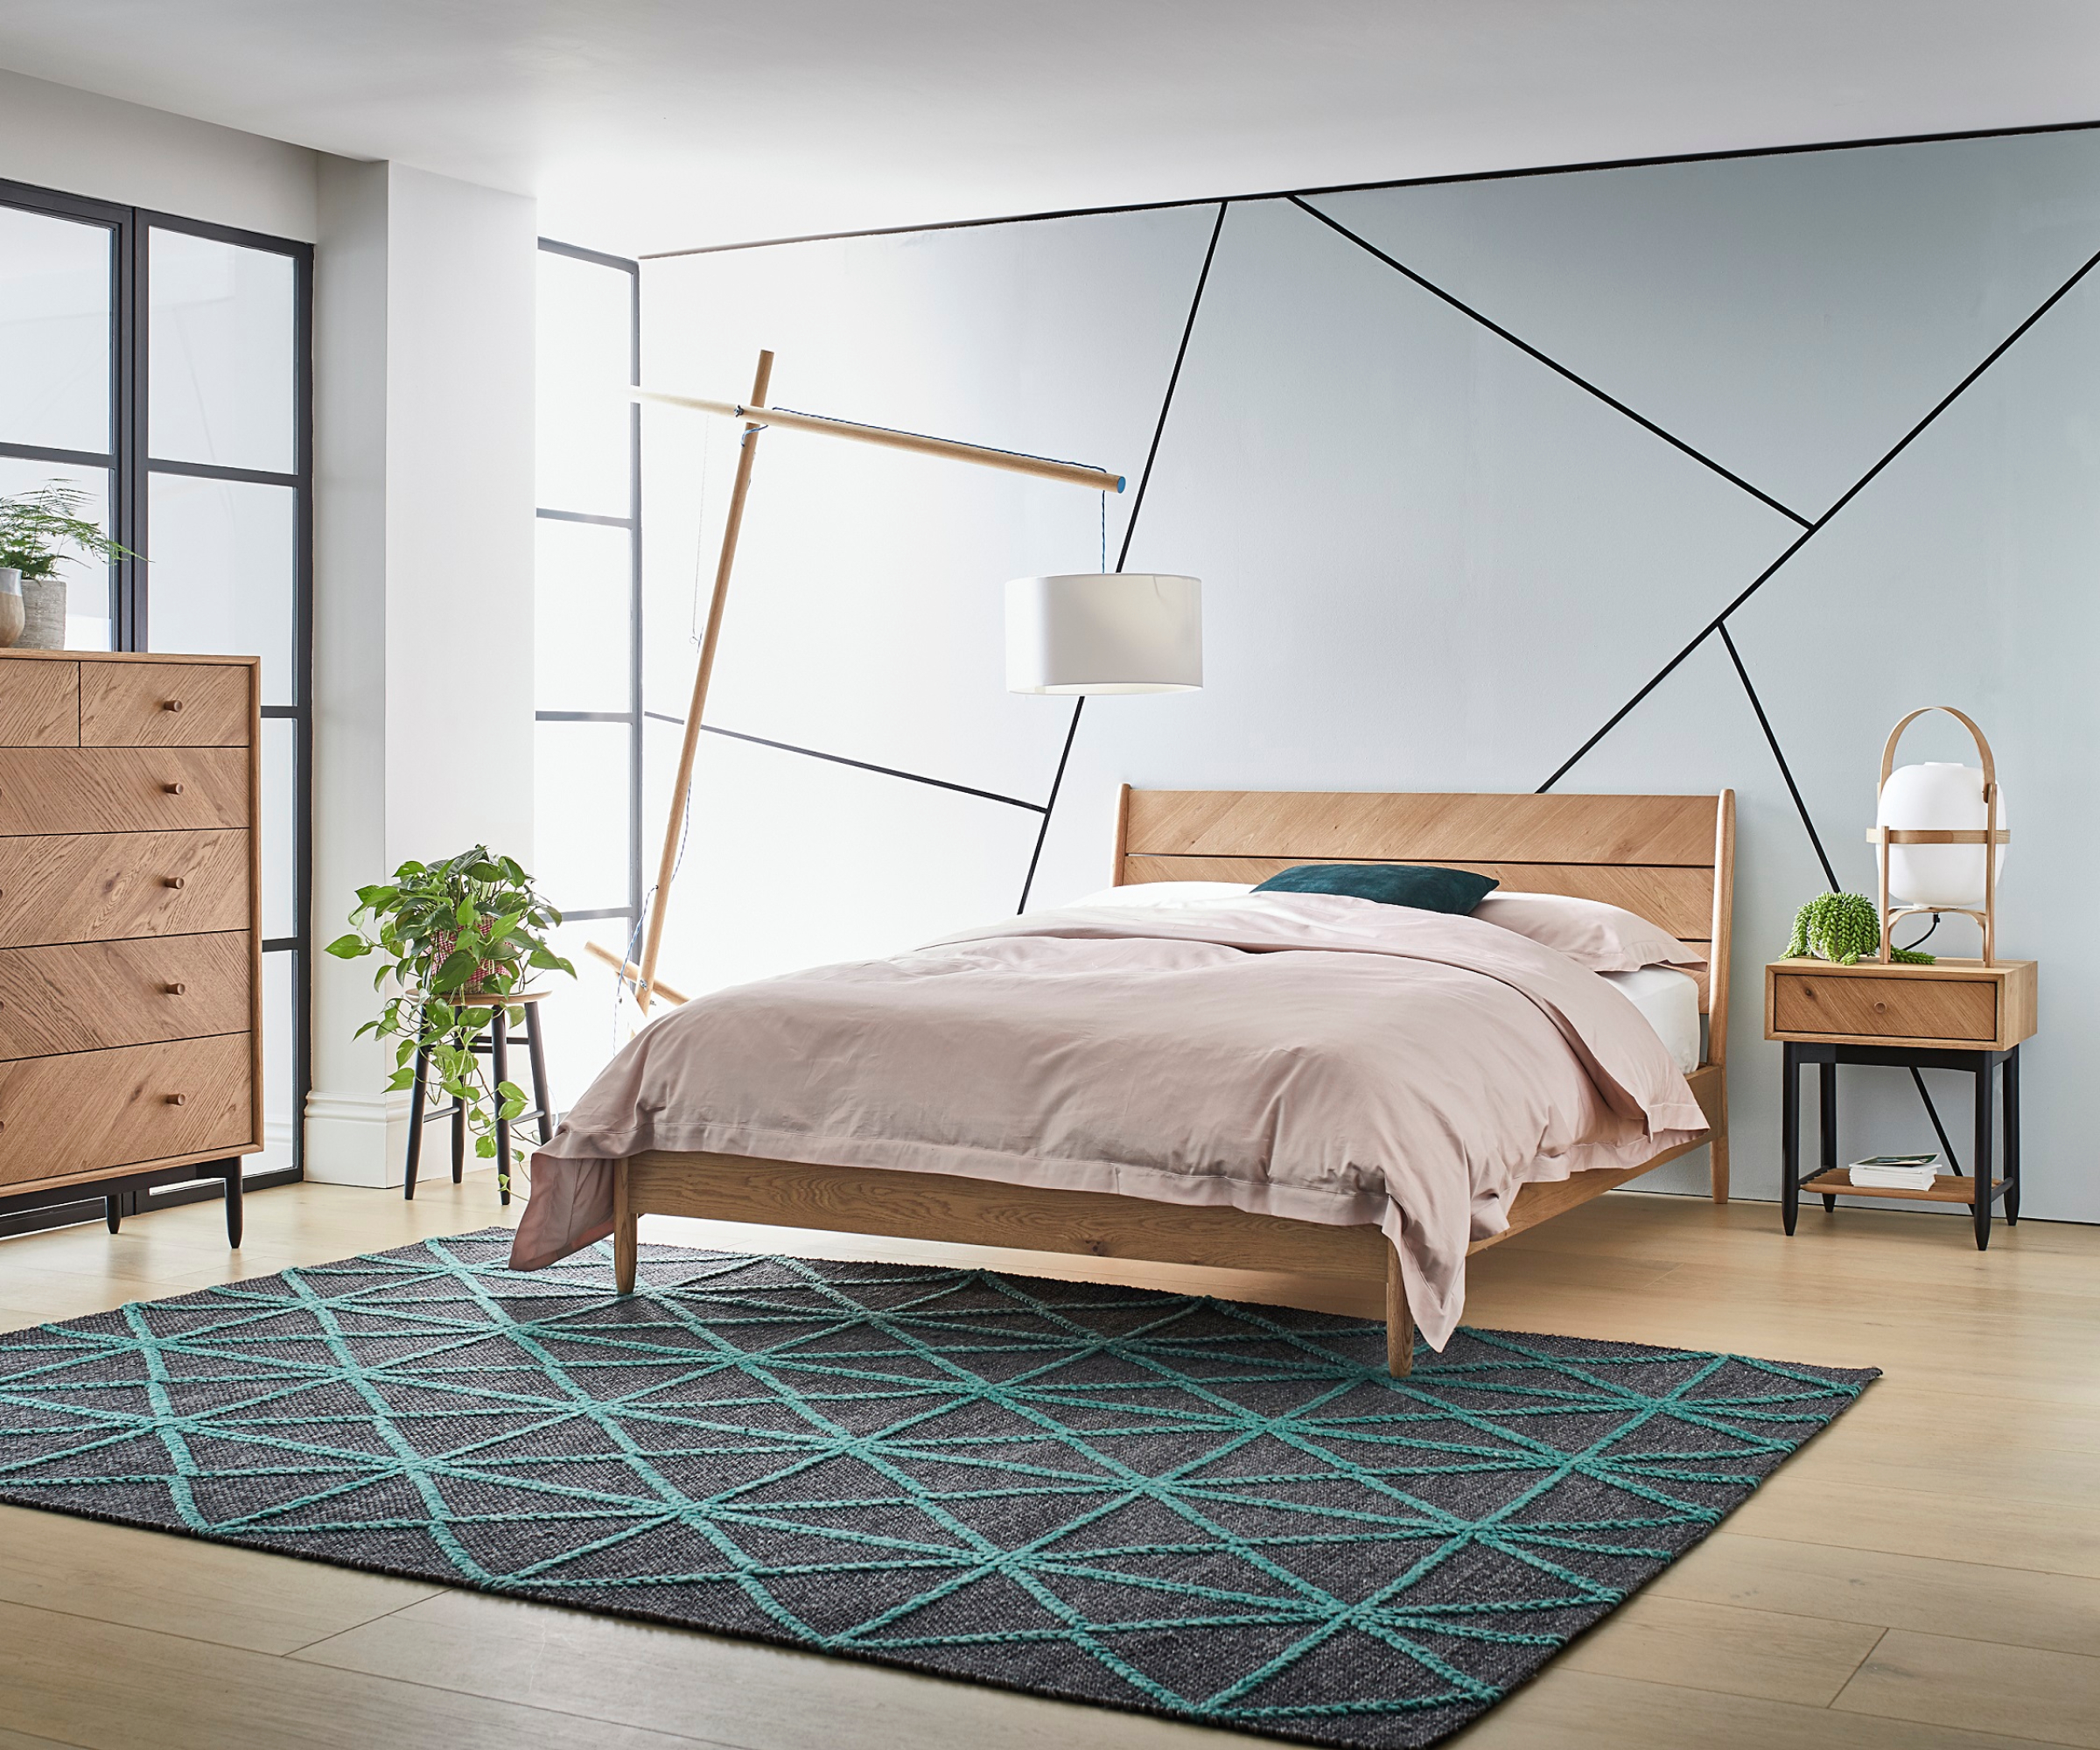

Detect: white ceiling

[1,1,2096,257]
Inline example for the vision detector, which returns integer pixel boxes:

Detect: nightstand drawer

[1771,970,1997,1041]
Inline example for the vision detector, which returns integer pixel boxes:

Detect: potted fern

[0,481,137,648]
[326,848,575,1187]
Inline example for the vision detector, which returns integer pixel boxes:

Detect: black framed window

[533,238,641,1107]
[0,177,312,1207]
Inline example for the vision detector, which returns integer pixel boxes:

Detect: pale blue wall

[637,128,2100,1223]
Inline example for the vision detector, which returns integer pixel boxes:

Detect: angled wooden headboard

[1112,788,1736,1069]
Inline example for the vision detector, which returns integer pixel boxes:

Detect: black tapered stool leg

[451,1032,466,1183]
[524,1002,555,1144]
[491,1006,512,1207]
[222,1158,243,1247]
[403,1043,432,1200]
[1972,1054,1995,1250]
[2003,1046,2020,1224]
[1818,1060,1838,1211]
[1782,1043,1802,1236]
[105,1195,122,1234]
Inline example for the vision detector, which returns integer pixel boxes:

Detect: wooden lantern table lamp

[1868,705,2009,965]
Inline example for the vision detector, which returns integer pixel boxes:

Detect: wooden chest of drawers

[0,650,262,1242]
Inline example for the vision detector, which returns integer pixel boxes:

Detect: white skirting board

[303,1088,414,1187]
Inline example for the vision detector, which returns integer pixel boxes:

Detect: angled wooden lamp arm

[634,388,1124,494]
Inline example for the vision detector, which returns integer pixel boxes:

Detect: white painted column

[305,159,537,1186]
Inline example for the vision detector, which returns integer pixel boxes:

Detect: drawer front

[0,830,249,948]
[0,661,79,746]
[80,661,251,747]
[0,1032,252,1186]
[0,934,251,1060]
[0,748,248,836]
[1772,972,1998,1041]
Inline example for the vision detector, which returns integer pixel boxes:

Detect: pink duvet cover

[510,892,1707,1347]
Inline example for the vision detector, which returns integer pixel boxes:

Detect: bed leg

[613,1158,638,1294]
[1710,1129,1730,1205]
[1384,1242,1414,1377]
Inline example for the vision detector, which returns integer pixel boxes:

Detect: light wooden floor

[0,1175,2095,1750]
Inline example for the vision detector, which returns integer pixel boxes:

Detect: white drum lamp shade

[1878,761,2009,907]
[1005,573,1201,695]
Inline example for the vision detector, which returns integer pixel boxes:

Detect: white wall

[634,127,2100,1229]
[0,65,316,240]
[306,161,538,1186]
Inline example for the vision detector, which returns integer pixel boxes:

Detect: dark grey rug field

[0,1229,1875,1746]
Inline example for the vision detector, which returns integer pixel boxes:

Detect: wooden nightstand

[1764,957,2035,1248]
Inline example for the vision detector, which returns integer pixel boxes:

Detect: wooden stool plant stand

[402,990,555,1204]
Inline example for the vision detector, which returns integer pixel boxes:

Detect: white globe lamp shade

[1878,761,2009,907]
[1005,573,1201,696]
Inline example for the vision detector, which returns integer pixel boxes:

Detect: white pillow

[1471,890,1705,972]
[1068,881,1255,908]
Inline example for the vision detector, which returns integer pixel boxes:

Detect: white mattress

[1599,966,1702,1074]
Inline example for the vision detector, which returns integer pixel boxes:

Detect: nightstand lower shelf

[1798,1168,2006,1205]
[1782,1040,2020,1249]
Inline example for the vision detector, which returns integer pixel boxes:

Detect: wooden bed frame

[610,788,1734,1376]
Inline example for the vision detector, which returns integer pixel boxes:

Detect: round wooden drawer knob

[1873,1001,1887,1013]
[165,1093,186,1107]
[163,698,183,712]
[164,782,185,795]
[164,877,186,890]
[165,983,186,996]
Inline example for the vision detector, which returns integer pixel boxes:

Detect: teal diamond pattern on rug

[0,1230,1876,1747]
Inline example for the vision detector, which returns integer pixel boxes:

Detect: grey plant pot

[18,573,66,649]
[0,568,21,649]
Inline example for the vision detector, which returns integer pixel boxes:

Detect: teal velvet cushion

[1252,863,1498,914]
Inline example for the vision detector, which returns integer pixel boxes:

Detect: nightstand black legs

[2004,1046,2021,1224]
[1782,1044,1802,1236]
[1972,1060,1995,1250]
[1781,1041,2021,1248]
[1819,1062,1838,1212]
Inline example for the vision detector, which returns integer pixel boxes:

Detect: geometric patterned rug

[0,1228,1876,1748]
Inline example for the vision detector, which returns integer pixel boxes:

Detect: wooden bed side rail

[611,1151,1417,1374]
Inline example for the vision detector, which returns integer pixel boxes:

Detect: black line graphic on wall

[1538,231,2100,794]
[1286,198,1813,528]
[1287,192,2100,884]
[670,169,2084,1017]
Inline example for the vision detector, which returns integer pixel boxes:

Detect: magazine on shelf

[1846,1152,1941,1189]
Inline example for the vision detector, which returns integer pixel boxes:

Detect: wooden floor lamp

[585,349,1135,1016]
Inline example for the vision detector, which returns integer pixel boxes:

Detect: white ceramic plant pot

[18,573,66,649]
[0,568,21,649]
[1879,760,2009,907]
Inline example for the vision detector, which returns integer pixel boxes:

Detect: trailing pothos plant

[326,848,574,1189]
